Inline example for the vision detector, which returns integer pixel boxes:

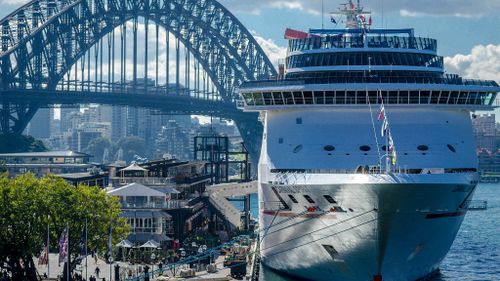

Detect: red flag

[38,244,49,265]
[369,16,373,26]
[378,104,385,121]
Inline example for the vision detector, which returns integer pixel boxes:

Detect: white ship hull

[257,108,480,281]
[259,174,477,281]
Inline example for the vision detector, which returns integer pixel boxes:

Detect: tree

[117,136,146,163]
[0,174,130,280]
[83,137,113,163]
[0,134,47,153]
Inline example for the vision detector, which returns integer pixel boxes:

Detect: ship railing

[239,75,499,89]
[270,168,477,177]
[461,200,488,211]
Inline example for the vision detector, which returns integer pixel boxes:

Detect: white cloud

[252,32,287,67]
[445,44,500,82]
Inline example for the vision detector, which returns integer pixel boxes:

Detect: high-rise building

[473,114,497,152]
[27,108,52,139]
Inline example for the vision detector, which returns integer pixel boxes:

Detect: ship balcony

[289,34,437,53]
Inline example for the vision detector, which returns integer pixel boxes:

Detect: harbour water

[234,184,500,281]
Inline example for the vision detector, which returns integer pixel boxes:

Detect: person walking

[95,266,100,278]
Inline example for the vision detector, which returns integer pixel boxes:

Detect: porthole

[324,145,335,152]
[293,145,303,153]
[447,144,456,153]
[296,117,303,124]
[278,137,284,144]
[360,145,371,152]
[417,145,429,151]
[381,145,387,151]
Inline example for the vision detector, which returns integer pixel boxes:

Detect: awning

[116,239,134,248]
[139,239,161,249]
[120,163,149,172]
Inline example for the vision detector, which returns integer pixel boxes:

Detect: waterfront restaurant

[108,182,176,261]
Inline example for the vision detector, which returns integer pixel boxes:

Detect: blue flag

[331,16,337,24]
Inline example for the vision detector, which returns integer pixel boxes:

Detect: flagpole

[67,223,70,281]
[47,215,50,278]
[85,218,88,281]
[321,0,324,29]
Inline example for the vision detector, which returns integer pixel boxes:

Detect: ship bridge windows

[240,90,496,107]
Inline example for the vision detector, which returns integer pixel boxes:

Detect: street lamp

[151,253,156,278]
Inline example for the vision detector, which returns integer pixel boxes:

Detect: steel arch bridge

[0,0,276,160]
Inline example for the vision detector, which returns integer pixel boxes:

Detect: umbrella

[139,239,161,249]
[116,239,134,248]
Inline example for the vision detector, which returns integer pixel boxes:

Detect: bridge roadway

[0,88,248,119]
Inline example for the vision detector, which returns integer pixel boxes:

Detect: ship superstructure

[237,1,499,280]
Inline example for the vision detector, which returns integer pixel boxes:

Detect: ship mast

[331,0,371,30]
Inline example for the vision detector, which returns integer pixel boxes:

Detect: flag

[381,118,388,137]
[107,225,113,260]
[78,229,86,260]
[388,134,394,153]
[369,16,373,26]
[331,16,337,24]
[392,150,397,166]
[351,2,355,9]
[38,244,49,265]
[58,227,68,265]
[378,104,385,121]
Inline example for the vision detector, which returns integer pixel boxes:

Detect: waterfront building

[0,151,93,177]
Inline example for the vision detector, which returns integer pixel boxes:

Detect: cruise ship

[236,1,500,281]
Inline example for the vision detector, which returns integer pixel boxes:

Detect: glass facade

[287,52,443,69]
[241,90,497,107]
[289,35,437,52]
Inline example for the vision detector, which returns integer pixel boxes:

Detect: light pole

[150,253,156,278]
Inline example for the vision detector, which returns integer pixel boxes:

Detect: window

[303,195,315,204]
[288,195,299,203]
[296,117,303,124]
[324,145,335,152]
[278,138,284,144]
[417,145,429,151]
[359,145,371,152]
[293,145,303,153]
[447,144,457,153]
[323,195,337,204]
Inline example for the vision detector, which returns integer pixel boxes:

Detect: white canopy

[120,163,148,172]
[107,183,166,198]
[139,239,161,249]
[116,239,134,248]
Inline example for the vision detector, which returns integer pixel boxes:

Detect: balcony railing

[121,201,180,209]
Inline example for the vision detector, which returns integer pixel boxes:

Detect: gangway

[205,181,258,229]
